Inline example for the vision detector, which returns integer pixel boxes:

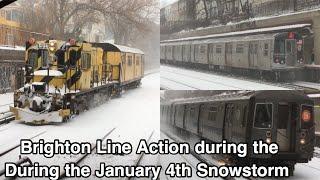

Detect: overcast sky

[160,0,178,8]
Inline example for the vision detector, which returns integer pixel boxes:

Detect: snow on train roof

[166,91,309,105]
[93,43,144,54]
[113,44,144,54]
[161,23,311,44]
[168,91,255,105]
[161,33,276,46]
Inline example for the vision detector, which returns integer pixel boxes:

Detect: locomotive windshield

[39,49,49,68]
[254,103,273,129]
[27,49,39,69]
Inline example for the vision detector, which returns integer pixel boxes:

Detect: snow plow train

[10,40,144,124]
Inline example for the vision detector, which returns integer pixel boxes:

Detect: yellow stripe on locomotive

[11,39,144,124]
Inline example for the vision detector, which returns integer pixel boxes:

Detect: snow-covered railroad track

[0,131,47,177]
[161,65,292,90]
[161,77,200,90]
[0,110,15,125]
[59,127,116,179]
[0,131,46,158]
[125,131,154,180]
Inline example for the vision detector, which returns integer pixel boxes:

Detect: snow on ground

[0,45,25,51]
[161,65,289,90]
[0,73,160,179]
[0,93,13,112]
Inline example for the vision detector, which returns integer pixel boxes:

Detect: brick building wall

[0,49,25,92]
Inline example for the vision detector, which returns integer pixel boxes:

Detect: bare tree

[86,0,158,44]
[19,0,97,39]
[19,0,158,44]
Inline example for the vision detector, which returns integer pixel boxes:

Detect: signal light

[266,138,272,144]
[302,110,311,122]
[49,42,55,47]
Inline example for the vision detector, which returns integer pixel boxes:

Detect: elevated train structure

[161,91,316,174]
[161,24,319,82]
[10,39,145,124]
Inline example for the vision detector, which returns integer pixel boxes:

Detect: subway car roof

[161,23,311,44]
[166,91,311,105]
[161,33,277,46]
[92,43,144,54]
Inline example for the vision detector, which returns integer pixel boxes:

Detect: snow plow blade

[10,106,69,124]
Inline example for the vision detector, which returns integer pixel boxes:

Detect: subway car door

[277,103,296,152]
[249,42,258,68]
[225,43,233,66]
[285,39,297,66]
[198,104,206,136]
[224,104,234,141]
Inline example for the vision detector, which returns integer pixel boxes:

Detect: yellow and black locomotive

[10,39,144,124]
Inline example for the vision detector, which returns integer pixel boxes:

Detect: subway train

[10,40,144,124]
[161,91,315,172]
[160,24,314,81]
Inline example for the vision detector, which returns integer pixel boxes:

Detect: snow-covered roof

[161,24,311,43]
[34,70,63,77]
[0,46,25,51]
[161,33,276,46]
[92,43,144,54]
[113,44,144,54]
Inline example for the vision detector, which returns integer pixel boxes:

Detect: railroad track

[0,131,47,159]
[161,65,318,91]
[127,131,155,180]
[161,77,200,90]
[58,127,116,179]
[162,68,246,90]
[0,130,47,177]
[0,110,15,125]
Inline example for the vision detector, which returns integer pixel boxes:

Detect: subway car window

[241,106,247,127]
[254,103,273,129]
[208,106,217,121]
